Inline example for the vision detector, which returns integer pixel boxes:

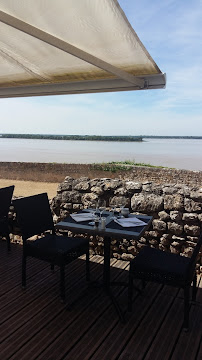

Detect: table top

[56,210,153,240]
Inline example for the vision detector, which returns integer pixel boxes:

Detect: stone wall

[128,167,202,186]
[51,176,202,273]
[1,161,202,186]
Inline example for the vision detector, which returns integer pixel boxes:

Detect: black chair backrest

[13,193,54,239]
[187,232,202,280]
[0,185,14,218]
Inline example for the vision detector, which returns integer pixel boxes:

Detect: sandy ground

[0,179,59,198]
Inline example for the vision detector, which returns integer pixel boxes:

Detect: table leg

[103,235,125,323]
[103,236,111,294]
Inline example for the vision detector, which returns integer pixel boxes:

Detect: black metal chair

[13,192,90,302]
[0,185,15,251]
[128,233,202,330]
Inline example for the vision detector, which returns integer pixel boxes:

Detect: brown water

[0,138,202,171]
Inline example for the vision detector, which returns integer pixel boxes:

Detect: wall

[51,176,202,272]
[1,162,202,185]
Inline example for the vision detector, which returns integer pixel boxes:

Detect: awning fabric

[0,0,166,98]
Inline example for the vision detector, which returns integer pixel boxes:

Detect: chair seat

[26,234,89,264]
[130,246,191,286]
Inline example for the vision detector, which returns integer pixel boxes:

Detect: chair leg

[60,265,65,303]
[184,286,190,331]
[6,232,11,252]
[86,248,90,282]
[128,272,133,312]
[22,254,26,289]
[192,272,197,302]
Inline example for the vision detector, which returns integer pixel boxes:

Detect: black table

[56,210,153,320]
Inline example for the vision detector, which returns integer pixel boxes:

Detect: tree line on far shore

[0,134,143,142]
[1,134,201,141]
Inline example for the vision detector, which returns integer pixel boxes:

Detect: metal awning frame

[0,8,166,98]
[0,74,166,98]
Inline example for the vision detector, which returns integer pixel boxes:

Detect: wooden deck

[0,241,201,360]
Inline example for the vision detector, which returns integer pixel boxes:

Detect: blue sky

[0,0,201,136]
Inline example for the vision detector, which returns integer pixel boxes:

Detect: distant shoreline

[0,134,202,140]
[0,134,143,142]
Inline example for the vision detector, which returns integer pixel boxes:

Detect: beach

[0,179,59,198]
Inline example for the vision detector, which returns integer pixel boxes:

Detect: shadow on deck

[0,241,201,360]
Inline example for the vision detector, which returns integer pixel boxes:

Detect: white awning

[0,0,166,98]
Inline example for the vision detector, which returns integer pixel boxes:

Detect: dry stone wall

[1,162,202,186]
[51,176,202,273]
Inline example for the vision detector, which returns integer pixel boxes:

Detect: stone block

[164,194,184,211]
[190,191,202,202]
[81,193,98,207]
[182,213,199,223]
[170,211,183,221]
[128,246,138,255]
[131,194,163,213]
[73,203,83,211]
[160,236,171,246]
[74,181,90,192]
[114,187,128,196]
[121,253,134,261]
[57,182,72,192]
[110,196,130,207]
[63,203,72,210]
[158,211,170,221]
[170,246,180,254]
[163,186,178,195]
[62,190,81,203]
[103,179,123,191]
[125,181,142,193]
[182,246,194,257]
[147,230,160,238]
[159,244,169,251]
[91,186,104,195]
[184,224,200,236]
[152,219,167,231]
[167,222,183,235]
[184,198,201,212]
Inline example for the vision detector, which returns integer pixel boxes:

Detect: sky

[0,0,201,136]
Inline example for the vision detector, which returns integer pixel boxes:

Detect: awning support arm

[0,10,145,88]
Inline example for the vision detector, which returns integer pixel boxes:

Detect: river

[0,137,202,171]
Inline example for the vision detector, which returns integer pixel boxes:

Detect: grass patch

[92,160,168,172]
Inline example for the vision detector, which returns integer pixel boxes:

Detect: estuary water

[0,137,202,171]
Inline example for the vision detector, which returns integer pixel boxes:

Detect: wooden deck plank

[1,255,102,342]
[0,258,89,341]
[17,260,127,360]
[116,291,179,360]
[143,298,191,360]
[0,257,102,331]
[0,243,201,360]
[88,283,162,360]
[0,259,104,360]
[196,339,202,360]
[4,258,105,360]
[0,260,49,297]
[170,304,202,360]
[62,261,129,360]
